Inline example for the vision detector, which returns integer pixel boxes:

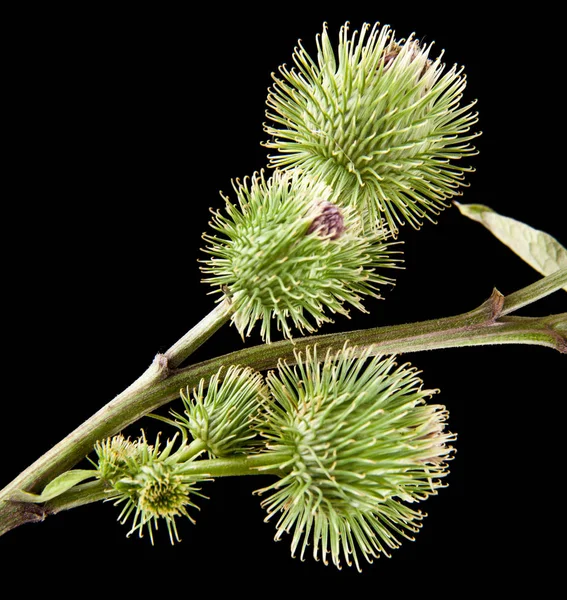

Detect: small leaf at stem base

[13,470,97,503]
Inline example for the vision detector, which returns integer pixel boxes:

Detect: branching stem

[0,269,565,536]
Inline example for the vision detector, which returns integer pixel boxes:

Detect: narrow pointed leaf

[455,203,567,291]
[14,469,97,503]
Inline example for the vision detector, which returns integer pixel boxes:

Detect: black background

[2,4,566,589]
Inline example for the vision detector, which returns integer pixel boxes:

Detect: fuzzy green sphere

[201,169,399,342]
[264,22,479,235]
[256,345,455,571]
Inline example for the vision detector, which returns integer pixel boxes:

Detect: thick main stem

[0,300,232,536]
[1,272,565,535]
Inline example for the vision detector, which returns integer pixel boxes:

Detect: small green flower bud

[264,22,479,235]
[94,434,147,483]
[255,345,456,571]
[201,169,399,342]
[173,365,269,458]
[130,461,195,530]
[96,432,208,544]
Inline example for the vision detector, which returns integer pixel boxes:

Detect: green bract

[264,22,479,235]
[173,366,269,458]
[255,345,455,571]
[201,169,399,342]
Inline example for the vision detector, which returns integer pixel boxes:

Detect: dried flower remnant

[307,201,346,240]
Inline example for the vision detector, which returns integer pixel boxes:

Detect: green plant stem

[1,271,565,536]
[176,440,208,463]
[502,267,567,315]
[0,299,232,536]
[44,452,290,517]
[164,298,232,368]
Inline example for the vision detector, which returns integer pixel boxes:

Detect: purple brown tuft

[308,201,345,240]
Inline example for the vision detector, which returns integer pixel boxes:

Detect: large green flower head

[264,22,479,235]
[201,169,399,342]
[255,345,455,571]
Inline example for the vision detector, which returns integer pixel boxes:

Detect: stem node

[152,353,170,381]
[487,288,505,321]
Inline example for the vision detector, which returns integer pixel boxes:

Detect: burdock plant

[1,20,565,572]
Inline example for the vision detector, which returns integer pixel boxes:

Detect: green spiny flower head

[172,365,269,458]
[255,345,455,571]
[201,169,399,342]
[96,431,208,544]
[264,21,479,235]
[94,433,147,482]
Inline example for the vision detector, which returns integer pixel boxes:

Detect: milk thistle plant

[1,20,565,572]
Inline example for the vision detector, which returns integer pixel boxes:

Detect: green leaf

[455,203,567,291]
[15,469,96,503]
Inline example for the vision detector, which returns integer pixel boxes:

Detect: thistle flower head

[172,365,269,458]
[201,169,399,342]
[255,345,455,571]
[95,431,208,544]
[264,22,479,235]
